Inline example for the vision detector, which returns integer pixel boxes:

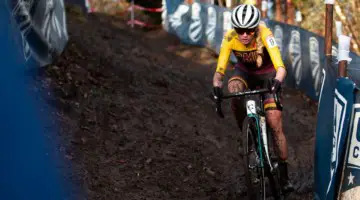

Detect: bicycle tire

[242,116,266,200]
[265,128,285,200]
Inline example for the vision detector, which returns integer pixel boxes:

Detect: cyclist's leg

[227,67,248,129]
[256,71,294,192]
[264,100,288,161]
[252,71,287,158]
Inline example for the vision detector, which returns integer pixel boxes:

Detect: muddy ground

[37,5,317,200]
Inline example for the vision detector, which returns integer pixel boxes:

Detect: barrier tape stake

[261,0,267,18]
[325,0,334,58]
[338,60,347,78]
[337,35,352,78]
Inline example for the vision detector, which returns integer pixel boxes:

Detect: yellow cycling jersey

[215,22,285,75]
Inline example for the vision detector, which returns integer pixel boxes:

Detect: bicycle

[210,87,286,200]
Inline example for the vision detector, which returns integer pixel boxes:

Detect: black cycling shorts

[228,66,282,111]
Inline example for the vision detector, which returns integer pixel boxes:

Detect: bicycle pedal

[272,162,278,169]
[248,165,256,170]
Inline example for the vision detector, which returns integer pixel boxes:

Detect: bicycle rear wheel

[242,116,266,200]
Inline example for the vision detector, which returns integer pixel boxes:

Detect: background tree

[292,0,359,54]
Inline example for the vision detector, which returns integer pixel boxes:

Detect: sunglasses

[235,28,256,35]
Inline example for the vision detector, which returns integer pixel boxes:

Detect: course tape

[127,19,162,28]
[85,0,162,28]
[129,4,163,12]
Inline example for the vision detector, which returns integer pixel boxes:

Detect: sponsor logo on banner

[347,104,360,169]
[332,46,338,57]
[326,89,348,195]
[189,2,202,43]
[309,37,322,96]
[289,30,302,86]
[10,0,34,61]
[274,25,283,53]
[332,45,338,63]
[206,6,216,44]
[341,104,360,198]
[318,69,326,111]
[223,11,232,36]
[42,0,68,45]
[9,0,68,65]
[169,4,190,29]
[22,35,31,61]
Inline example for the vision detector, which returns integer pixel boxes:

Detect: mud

[37,5,317,200]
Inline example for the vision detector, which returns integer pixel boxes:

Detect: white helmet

[231,4,261,29]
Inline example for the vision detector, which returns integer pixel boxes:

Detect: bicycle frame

[245,95,274,172]
[210,88,283,172]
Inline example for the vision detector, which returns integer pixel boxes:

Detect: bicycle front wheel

[242,116,266,200]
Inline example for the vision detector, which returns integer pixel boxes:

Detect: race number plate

[246,100,256,115]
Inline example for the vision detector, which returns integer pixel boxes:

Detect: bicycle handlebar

[221,88,269,99]
[209,88,283,118]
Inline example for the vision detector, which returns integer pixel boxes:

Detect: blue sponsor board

[314,77,355,199]
[0,0,75,199]
[339,90,360,198]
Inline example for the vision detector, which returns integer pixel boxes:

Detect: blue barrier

[0,0,74,199]
[7,0,69,67]
[162,1,360,199]
[315,70,356,199]
[339,90,360,199]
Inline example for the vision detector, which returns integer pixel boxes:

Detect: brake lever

[215,101,224,118]
[209,93,225,118]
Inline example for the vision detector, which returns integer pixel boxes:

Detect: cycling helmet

[231,4,261,29]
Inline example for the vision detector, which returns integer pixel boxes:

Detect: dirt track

[39,6,317,199]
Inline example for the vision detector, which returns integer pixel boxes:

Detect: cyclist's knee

[228,78,246,93]
[228,79,246,116]
[266,110,283,132]
[266,109,282,118]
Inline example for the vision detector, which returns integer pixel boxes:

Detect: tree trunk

[261,0,268,18]
[287,0,295,25]
[217,0,224,7]
[256,0,261,10]
[225,0,234,8]
[275,0,282,22]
